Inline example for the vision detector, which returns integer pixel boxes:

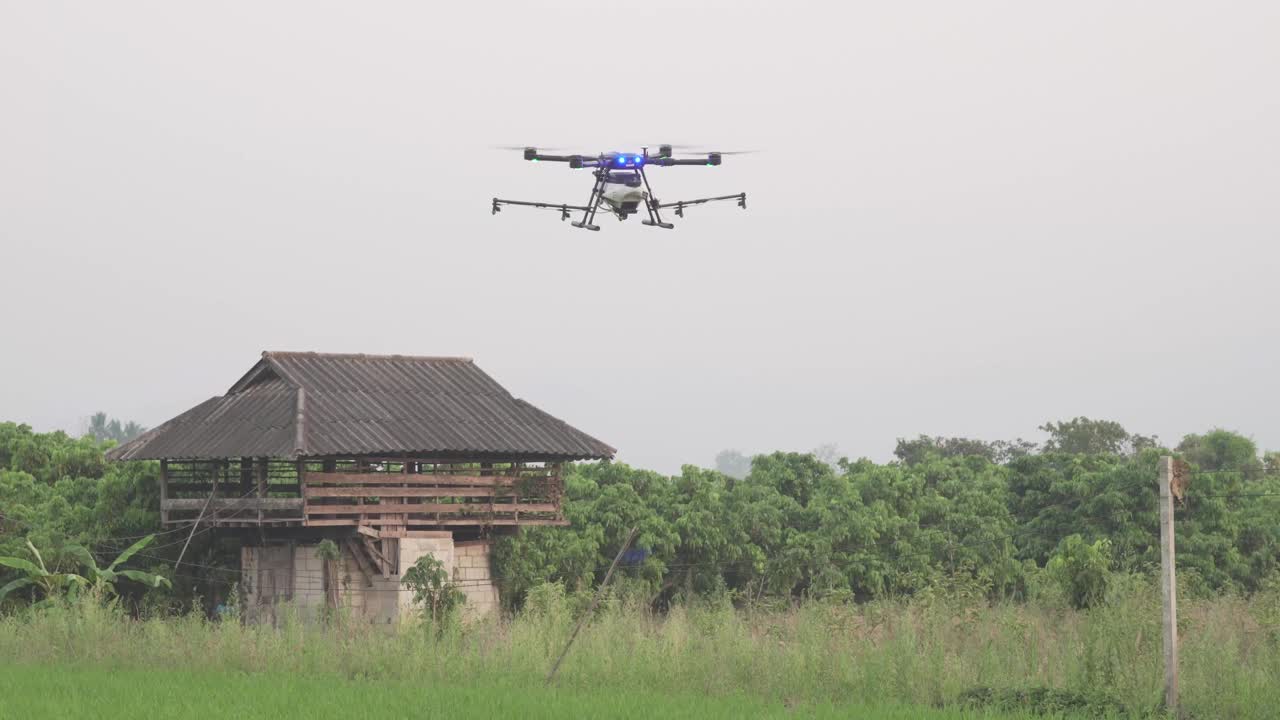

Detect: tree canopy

[2,417,1277,614]
[84,413,146,445]
[496,423,1280,607]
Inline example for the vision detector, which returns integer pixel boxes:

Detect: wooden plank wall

[157,458,566,531]
[300,461,565,531]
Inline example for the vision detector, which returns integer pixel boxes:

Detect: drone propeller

[673,149,758,156]
[491,145,577,152]
[643,144,758,153]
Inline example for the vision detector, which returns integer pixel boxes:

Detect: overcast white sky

[2,2,1277,474]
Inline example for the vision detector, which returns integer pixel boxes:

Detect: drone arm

[651,192,747,217]
[492,197,592,220]
[524,151,600,168]
[647,154,722,167]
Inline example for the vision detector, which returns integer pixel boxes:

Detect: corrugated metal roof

[107,352,615,461]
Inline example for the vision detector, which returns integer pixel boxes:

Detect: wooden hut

[107,351,613,621]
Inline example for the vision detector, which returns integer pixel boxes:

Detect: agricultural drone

[491,145,749,231]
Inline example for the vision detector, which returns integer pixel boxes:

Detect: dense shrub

[1047,535,1112,610]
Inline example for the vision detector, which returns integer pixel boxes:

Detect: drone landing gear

[638,166,675,229]
[570,168,608,231]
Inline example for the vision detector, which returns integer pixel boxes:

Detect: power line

[1189,492,1280,499]
[98,485,268,554]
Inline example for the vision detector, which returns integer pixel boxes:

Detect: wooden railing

[301,467,566,530]
[159,458,306,527]
[158,458,566,531]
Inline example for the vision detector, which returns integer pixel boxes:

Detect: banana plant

[64,535,172,594]
[0,540,90,607]
[0,534,170,607]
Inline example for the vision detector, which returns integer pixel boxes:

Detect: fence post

[1158,456,1179,715]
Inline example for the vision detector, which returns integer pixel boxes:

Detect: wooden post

[240,457,253,499]
[287,539,296,603]
[295,458,307,526]
[545,526,639,685]
[1158,456,1179,715]
[256,460,268,526]
[159,459,169,525]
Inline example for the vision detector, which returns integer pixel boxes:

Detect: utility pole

[1158,456,1179,715]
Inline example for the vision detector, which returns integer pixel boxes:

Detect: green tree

[1177,429,1263,481]
[0,423,221,612]
[1264,452,1280,477]
[1006,452,1159,569]
[1040,417,1153,456]
[894,435,1035,465]
[402,553,464,627]
[714,449,752,480]
[8,415,1278,615]
[85,412,146,445]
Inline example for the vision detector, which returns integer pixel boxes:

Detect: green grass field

[1,587,1276,719]
[0,664,1081,720]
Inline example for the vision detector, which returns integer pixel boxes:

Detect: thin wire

[1187,492,1280,499]
[107,483,300,542]
[99,485,269,554]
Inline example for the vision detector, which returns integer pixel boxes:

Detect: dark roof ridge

[106,352,614,461]
[263,351,475,363]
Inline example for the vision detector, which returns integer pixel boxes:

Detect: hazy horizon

[3,2,1277,474]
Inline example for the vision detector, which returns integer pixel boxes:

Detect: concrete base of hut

[240,534,499,624]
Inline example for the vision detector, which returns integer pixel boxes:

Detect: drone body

[491,145,748,231]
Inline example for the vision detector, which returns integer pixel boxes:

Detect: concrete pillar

[452,540,499,619]
[240,533,499,624]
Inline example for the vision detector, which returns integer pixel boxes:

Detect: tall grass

[1,581,1276,719]
[0,664,1070,720]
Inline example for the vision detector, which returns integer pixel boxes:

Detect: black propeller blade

[644,144,759,156]
[672,150,758,156]
[490,145,576,152]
